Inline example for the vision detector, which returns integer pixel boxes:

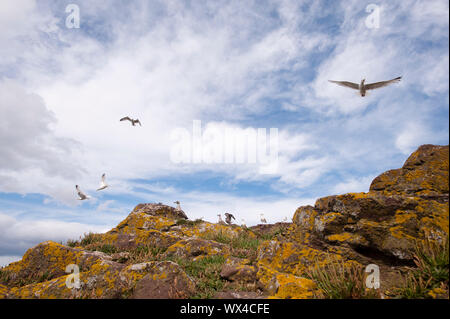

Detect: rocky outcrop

[292,144,449,265]
[0,144,447,299]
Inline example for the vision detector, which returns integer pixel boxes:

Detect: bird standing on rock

[260,213,267,224]
[173,201,188,219]
[217,214,225,224]
[224,213,235,225]
[329,76,401,97]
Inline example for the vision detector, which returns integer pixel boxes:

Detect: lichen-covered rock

[5,258,194,299]
[370,144,449,200]
[0,284,8,299]
[289,145,449,267]
[163,238,230,259]
[131,261,195,299]
[256,264,317,298]
[132,203,188,220]
[220,257,257,283]
[0,241,115,287]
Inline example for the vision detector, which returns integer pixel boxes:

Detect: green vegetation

[170,255,227,299]
[127,244,168,264]
[305,256,380,299]
[397,235,449,299]
[203,229,260,251]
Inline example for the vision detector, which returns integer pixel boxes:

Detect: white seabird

[76,185,90,200]
[96,173,108,191]
[329,76,402,97]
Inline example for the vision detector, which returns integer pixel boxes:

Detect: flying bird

[96,173,108,191]
[328,76,402,97]
[260,213,267,224]
[75,185,90,200]
[120,116,142,126]
[224,213,235,225]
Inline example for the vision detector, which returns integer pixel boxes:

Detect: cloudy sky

[0,0,448,266]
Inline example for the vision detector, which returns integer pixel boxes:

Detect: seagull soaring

[120,116,142,126]
[75,185,90,200]
[328,76,402,97]
[224,213,235,225]
[96,173,108,191]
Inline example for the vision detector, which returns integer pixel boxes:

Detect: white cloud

[331,175,375,195]
[0,212,108,256]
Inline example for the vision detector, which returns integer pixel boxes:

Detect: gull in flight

[224,213,235,225]
[329,76,402,97]
[260,213,267,224]
[120,116,142,126]
[76,185,90,200]
[96,173,108,191]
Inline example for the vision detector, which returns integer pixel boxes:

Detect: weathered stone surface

[132,203,188,220]
[0,241,116,287]
[164,238,230,259]
[131,261,195,299]
[370,144,449,199]
[220,258,257,283]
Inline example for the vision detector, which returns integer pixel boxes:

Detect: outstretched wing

[365,76,401,90]
[120,116,132,122]
[136,120,142,126]
[76,185,86,198]
[328,80,359,90]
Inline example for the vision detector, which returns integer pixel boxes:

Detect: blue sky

[0,0,448,266]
